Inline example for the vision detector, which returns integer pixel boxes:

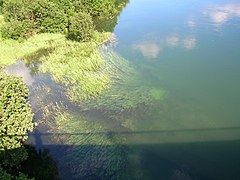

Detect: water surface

[112,0,240,179]
[5,0,240,179]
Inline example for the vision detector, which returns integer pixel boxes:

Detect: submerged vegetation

[39,33,111,102]
[0,0,168,179]
[41,103,128,179]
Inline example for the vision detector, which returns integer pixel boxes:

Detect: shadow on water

[0,145,59,180]
[2,126,240,180]
[3,56,240,180]
[29,138,240,180]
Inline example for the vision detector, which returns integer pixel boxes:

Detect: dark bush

[68,12,94,42]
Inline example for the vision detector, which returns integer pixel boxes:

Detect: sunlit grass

[0,31,112,101]
[39,32,111,102]
[0,33,64,66]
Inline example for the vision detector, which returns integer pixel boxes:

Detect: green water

[4,0,240,179]
[113,0,240,132]
[111,0,240,179]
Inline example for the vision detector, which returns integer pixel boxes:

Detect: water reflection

[186,17,196,29]
[133,41,161,59]
[166,34,180,47]
[203,3,240,27]
[182,36,197,50]
[4,61,34,85]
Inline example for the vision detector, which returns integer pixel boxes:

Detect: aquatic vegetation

[39,32,112,102]
[73,47,168,130]
[43,103,128,179]
[82,49,167,120]
[149,88,166,100]
[0,32,115,102]
[121,118,137,131]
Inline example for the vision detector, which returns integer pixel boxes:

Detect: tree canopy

[0,0,128,41]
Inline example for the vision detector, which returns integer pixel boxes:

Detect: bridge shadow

[2,127,240,179]
[20,139,240,180]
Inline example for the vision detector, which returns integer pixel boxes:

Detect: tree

[67,12,94,42]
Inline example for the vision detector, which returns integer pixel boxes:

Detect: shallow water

[4,0,240,179]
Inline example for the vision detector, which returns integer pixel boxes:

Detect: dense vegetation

[0,74,34,179]
[0,0,168,179]
[0,74,33,151]
[0,0,128,41]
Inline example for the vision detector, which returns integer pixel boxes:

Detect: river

[5,0,240,179]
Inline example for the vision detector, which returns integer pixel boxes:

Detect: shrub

[0,73,34,151]
[74,0,116,18]
[1,0,68,39]
[68,12,94,42]
[1,19,37,40]
[1,0,129,40]
[33,0,68,33]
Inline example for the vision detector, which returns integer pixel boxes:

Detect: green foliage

[1,0,38,39]
[32,0,68,33]
[74,0,116,18]
[0,74,34,150]
[0,166,11,180]
[0,0,129,40]
[39,32,111,102]
[0,167,32,180]
[1,18,36,40]
[0,33,64,66]
[0,145,59,180]
[0,74,35,179]
[20,145,59,179]
[68,12,94,42]
[0,147,28,167]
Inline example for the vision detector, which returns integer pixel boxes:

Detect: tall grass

[0,32,113,102]
[39,32,111,102]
